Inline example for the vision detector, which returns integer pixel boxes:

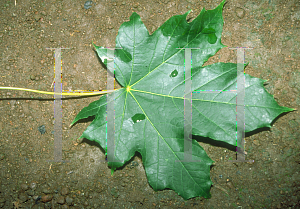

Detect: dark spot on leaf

[202,28,217,44]
[207,33,217,44]
[202,28,216,34]
[131,113,145,123]
[170,69,178,77]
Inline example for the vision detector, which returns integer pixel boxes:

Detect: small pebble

[42,187,51,194]
[30,182,37,190]
[84,0,93,9]
[5,65,10,70]
[253,139,260,146]
[38,125,46,134]
[27,190,35,196]
[57,196,65,204]
[19,193,28,203]
[129,161,139,169]
[65,196,73,205]
[235,7,245,19]
[61,187,69,195]
[30,75,36,80]
[34,14,42,22]
[226,180,235,189]
[20,183,29,191]
[41,195,53,203]
[137,7,142,12]
[32,195,40,201]
[0,153,5,160]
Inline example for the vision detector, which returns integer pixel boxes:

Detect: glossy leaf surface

[71,0,293,200]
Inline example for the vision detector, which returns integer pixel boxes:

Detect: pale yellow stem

[0,87,120,96]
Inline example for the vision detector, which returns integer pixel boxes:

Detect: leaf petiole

[0,86,121,96]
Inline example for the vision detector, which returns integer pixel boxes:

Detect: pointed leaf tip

[220,0,226,6]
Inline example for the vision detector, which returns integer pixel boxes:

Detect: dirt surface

[0,0,299,208]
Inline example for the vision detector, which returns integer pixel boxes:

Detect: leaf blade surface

[72,0,293,200]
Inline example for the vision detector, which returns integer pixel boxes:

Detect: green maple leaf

[71,0,293,200]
